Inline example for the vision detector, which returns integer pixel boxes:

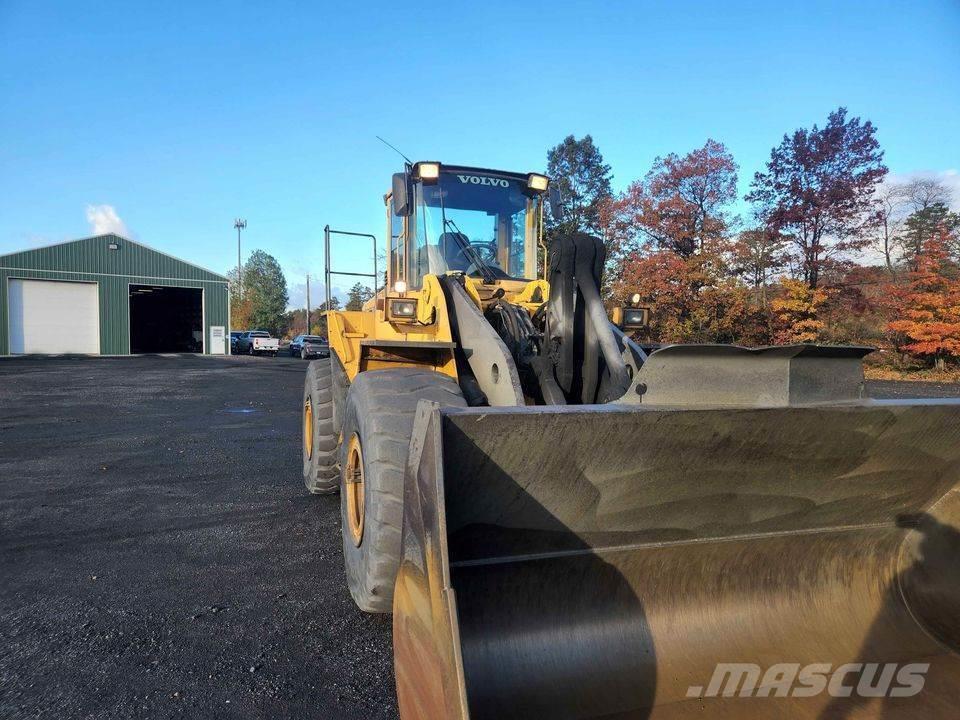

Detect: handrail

[323,225,378,308]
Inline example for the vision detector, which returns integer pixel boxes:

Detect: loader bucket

[394,400,960,720]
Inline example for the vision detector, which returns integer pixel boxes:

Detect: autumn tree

[866,182,911,275]
[887,228,960,370]
[903,177,951,213]
[283,309,307,339]
[545,134,612,238]
[230,294,254,332]
[730,228,788,307]
[243,250,289,336]
[227,267,249,330]
[345,283,374,311]
[312,297,341,336]
[771,279,830,343]
[602,140,765,343]
[747,108,887,288]
[611,248,767,345]
[604,139,738,259]
[900,203,960,269]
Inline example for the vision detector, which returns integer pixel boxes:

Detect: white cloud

[940,170,960,210]
[85,204,129,236]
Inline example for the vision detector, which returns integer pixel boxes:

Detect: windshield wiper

[443,217,498,284]
[434,182,498,284]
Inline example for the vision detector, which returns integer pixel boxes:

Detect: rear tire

[302,359,340,494]
[339,369,465,613]
[301,348,308,360]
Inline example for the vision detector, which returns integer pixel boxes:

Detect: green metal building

[1,234,231,355]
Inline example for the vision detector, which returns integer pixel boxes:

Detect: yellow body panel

[326,274,458,382]
[328,274,550,384]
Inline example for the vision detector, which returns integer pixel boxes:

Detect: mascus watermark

[686,663,929,699]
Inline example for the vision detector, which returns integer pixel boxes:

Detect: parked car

[235,330,279,356]
[230,331,243,353]
[289,335,329,359]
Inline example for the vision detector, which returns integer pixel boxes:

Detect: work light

[527,173,549,192]
[622,307,649,328]
[415,162,441,182]
[389,299,417,319]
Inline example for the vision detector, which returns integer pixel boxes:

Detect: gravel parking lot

[2,355,959,720]
[0,355,393,720]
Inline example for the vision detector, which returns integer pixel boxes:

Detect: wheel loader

[302,160,960,719]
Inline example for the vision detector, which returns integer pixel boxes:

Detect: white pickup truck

[235,330,279,356]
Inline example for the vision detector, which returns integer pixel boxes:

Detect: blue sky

[2,0,958,307]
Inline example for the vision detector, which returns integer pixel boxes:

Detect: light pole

[233,218,247,297]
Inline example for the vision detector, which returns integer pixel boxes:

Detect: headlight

[393,280,407,294]
[527,173,549,192]
[415,162,440,182]
[630,293,642,306]
[622,307,649,328]
[389,299,417,319]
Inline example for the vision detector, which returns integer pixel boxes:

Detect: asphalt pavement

[1,355,958,720]
[0,355,394,720]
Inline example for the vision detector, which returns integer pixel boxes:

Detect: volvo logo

[457,175,510,188]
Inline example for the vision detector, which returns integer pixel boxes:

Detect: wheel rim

[344,434,365,546]
[303,397,314,460]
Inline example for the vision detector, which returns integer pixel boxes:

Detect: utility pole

[234,218,247,297]
[306,274,311,335]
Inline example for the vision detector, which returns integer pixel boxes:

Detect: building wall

[0,235,230,355]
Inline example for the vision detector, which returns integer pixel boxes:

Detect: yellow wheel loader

[302,161,960,719]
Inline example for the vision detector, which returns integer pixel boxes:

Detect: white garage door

[8,279,100,354]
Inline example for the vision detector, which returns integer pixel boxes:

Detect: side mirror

[548,183,563,222]
[392,172,413,217]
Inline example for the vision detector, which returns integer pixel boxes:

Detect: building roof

[0,234,228,283]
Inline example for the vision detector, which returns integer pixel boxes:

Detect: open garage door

[8,279,100,354]
[129,285,203,354]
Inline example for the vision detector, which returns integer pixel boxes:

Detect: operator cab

[387,162,548,291]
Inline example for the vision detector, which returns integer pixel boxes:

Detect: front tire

[339,369,465,613]
[301,348,308,360]
[302,359,340,494]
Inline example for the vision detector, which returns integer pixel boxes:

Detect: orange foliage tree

[230,293,254,332]
[611,246,767,345]
[771,279,830,343]
[887,229,960,369]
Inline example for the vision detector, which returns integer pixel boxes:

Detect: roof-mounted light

[414,161,441,183]
[527,173,549,192]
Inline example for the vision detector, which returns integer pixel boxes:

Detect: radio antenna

[376,135,412,164]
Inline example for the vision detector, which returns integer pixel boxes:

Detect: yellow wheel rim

[345,434,365,546]
[303,397,314,460]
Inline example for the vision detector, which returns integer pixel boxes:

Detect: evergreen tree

[243,250,288,335]
[345,283,373,311]
[545,134,613,238]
